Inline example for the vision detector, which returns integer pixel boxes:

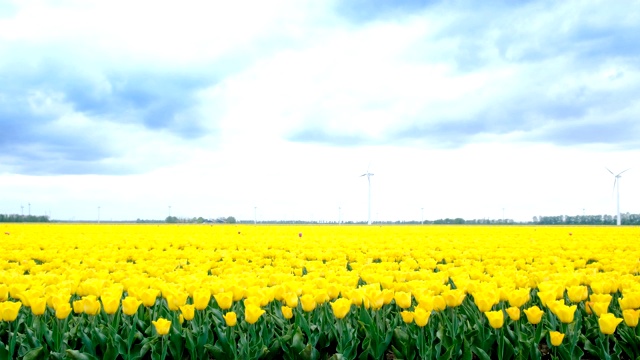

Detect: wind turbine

[606,167,630,226]
[361,166,374,225]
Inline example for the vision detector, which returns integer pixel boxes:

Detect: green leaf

[471,346,492,360]
[22,347,44,360]
[583,338,602,358]
[571,345,585,360]
[92,328,107,346]
[301,344,320,360]
[79,331,96,356]
[291,329,305,354]
[206,343,230,360]
[196,328,210,349]
[461,339,473,360]
[103,343,119,360]
[65,350,99,360]
[391,345,404,359]
[115,334,127,355]
[138,342,152,359]
[185,330,195,353]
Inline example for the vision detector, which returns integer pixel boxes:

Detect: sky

[1,0,639,223]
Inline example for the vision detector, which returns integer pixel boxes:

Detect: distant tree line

[533,213,640,225]
[164,216,236,224]
[0,214,50,223]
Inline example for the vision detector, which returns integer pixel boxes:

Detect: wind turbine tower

[607,168,630,226]
[361,168,374,225]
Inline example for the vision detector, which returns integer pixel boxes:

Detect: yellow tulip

[330,298,352,319]
[141,288,159,307]
[588,302,609,317]
[536,291,556,307]
[52,294,71,311]
[554,304,577,324]
[0,284,8,302]
[598,313,623,335]
[152,318,172,336]
[400,311,414,324]
[417,296,434,312]
[566,286,588,303]
[584,301,595,315]
[224,311,237,326]
[507,288,530,308]
[347,289,365,307]
[193,288,211,311]
[281,305,294,320]
[1,301,22,322]
[506,306,520,321]
[214,292,234,310]
[229,285,245,302]
[73,300,84,314]
[523,306,544,325]
[55,303,72,320]
[485,310,504,329]
[443,289,465,308]
[313,291,330,305]
[549,331,564,346]
[474,295,495,312]
[244,304,265,324]
[623,309,639,327]
[394,291,413,309]
[619,293,640,310]
[166,292,188,311]
[83,295,101,316]
[413,307,430,327]
[30,297,47,316]
[366,289,385,310]
[327,284,340,300]
[300,294,316,312]
[122,296,142,316]
[433,296,446,311]
[102,296,120,315]
[180,304,195,321]
[590,293,612,304]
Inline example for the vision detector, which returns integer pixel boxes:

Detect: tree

[165,216,178,223]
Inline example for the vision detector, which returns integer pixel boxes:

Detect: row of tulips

[2,224,640,359]
[2,282,640,359]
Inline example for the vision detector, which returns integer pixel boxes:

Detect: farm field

[1,224,640,359]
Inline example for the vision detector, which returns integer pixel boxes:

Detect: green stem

[56,318,63,353]
[514,320,522,353]
[161,336,168,360]
[498,327,504,360]
[8,321,14,360]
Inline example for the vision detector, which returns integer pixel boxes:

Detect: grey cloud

[335,0,439,23]
[0,52,217,175]
[4,59,213,136]
[530,120,640,148]
[287,127,374,146]
[289,1,640,149]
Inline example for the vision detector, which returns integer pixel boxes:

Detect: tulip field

[1,224,640,359]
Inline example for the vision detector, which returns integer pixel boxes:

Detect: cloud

[280,1,640,149]
[288,127,373,146]
[335,0,438,23]
[2,0,640,181]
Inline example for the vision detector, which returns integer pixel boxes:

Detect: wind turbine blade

[618,168,631,176]
[605,167,614,175]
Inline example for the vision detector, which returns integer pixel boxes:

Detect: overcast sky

[1,0,639,222]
